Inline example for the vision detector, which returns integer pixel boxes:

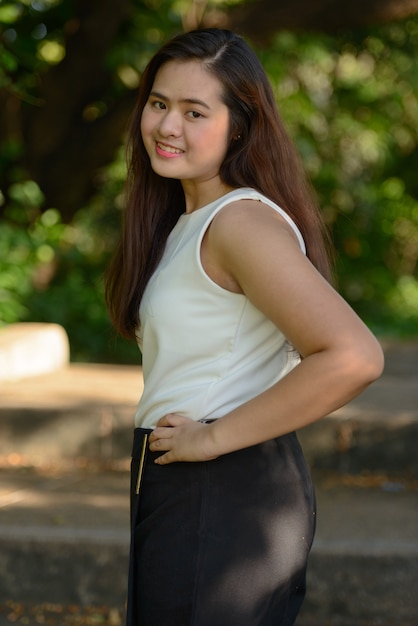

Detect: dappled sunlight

[336,51,376,84]
[390,276,418,317]
[1,362,143,407]
[0,466,130,535]
[0,488,128,513]
[37,39,65,63]
[0,359,143,468]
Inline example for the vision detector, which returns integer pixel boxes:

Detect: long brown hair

[105,28,332,340]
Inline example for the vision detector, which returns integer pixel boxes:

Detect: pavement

[0,338,417,625]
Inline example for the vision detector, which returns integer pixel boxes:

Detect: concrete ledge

[0,323,69,381]
[0,361,417,474]
[302,552,418,622]
[0,536,128,607]
[0,405,134,462]
[1,404,417,474]
[0,464,416,621]
[0,535,416,622]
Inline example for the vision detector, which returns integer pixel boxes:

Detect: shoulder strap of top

[201,188,306,254]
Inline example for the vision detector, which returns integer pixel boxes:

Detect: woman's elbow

[348,337,385,386]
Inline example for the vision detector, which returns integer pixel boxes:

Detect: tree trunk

[209,0,418,44]
[20,0,136,222]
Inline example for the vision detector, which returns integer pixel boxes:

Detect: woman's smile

[155,141,185,157]
[141,59,231,197]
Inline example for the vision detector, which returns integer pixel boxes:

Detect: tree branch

[209,0,418,45]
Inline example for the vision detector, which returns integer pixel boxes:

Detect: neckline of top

[180,188,254,218]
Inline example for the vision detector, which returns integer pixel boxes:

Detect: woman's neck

[182,179,236,214]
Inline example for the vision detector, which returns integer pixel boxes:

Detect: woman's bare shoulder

[211,198,301,249]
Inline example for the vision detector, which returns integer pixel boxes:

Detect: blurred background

[1,0,418,364]
[1,4,418,623]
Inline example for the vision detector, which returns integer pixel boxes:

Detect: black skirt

[126,426,316,626]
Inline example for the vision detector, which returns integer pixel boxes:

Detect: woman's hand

[149,414,218,465]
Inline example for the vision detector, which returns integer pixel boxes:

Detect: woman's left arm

[149,201,384,463]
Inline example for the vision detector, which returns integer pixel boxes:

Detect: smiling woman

[104,28,384,626]
[140,60,232,204]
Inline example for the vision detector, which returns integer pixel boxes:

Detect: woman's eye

[152,101,166,110]
[187,111,203,119]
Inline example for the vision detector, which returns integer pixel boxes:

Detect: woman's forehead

[152,59,223,99]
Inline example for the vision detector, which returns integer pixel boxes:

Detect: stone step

[0,338,417,622]
[0,468,416,622]
[1,363,417,475]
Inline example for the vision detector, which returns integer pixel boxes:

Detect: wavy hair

[105,28,332,339]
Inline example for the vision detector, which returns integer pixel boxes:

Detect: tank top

[134,188,306,429]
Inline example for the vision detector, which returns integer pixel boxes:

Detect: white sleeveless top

[134,188,306,429]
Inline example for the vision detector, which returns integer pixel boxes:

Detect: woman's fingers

[156,413,191,427]
[154,451,175,465]
[149,426,173,447]
[148,417,217,464]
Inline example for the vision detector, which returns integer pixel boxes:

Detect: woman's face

[141,60,231,188]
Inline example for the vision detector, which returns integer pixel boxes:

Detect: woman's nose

[158,110,182,137]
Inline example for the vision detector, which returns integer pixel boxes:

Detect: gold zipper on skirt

[135,433,149,495]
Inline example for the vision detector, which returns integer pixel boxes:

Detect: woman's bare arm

[149,200,384,463]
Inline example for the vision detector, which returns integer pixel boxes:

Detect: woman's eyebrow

[150,90,211,110]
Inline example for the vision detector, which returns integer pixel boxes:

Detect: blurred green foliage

[1,1,417,362]
[0,152,138,362]
[261,23,418,335]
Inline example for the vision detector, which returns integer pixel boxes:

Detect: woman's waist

[134,366,294,429]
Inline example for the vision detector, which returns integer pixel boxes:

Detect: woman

[105,28,384,626]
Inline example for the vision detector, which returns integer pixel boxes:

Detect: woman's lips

[155,141,184,157]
